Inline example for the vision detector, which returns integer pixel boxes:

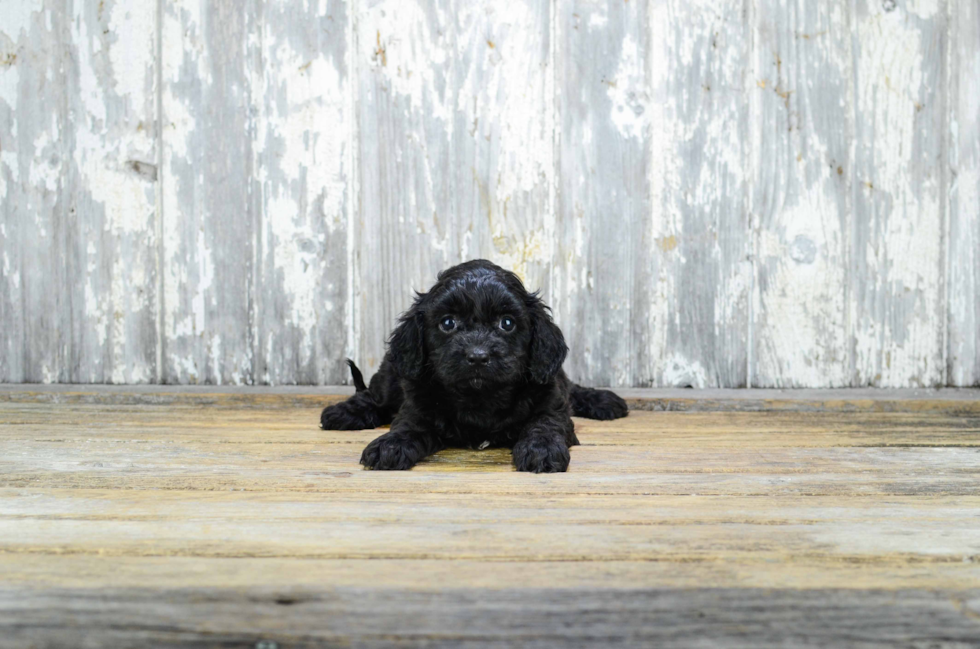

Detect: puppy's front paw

[360,432,421,470]
[512,435,570,473]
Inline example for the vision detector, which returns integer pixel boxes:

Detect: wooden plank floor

[2,387,980,648]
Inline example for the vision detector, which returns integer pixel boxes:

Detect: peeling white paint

[263,52,346,226]
[643,0,751,387]
[0,150,17,201]
[458,1,552,202]
[945,0,980,386]
[73,15,106,125]
[249,0,352,383]
[265,194,319,348]
[853,1,945,386]
[757,198,848,387]
[607,33,649,141]
[2,250,17,290]
[366,1,452,125]
[66,1,158,383]
[193,227,213,337]
[259,35,347,362]
[29,127,60,192]
[662,356,709,389]
[2,0,977,388]
[750,1,854,388]
[588,10,608,30]
[208,334,222,385]
[1,0,43,40]
[0,51,19,111]
[906,0,940,19]
[107,2,156,109]
[169,354,199,384]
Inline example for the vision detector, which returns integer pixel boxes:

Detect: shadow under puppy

[320,259,628,473]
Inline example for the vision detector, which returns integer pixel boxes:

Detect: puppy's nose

[466,348,490,365]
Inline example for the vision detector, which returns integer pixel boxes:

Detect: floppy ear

[388,307,426,380]
[526,295,568,384]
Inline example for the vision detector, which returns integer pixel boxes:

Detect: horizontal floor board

[4,555,980,591]
[4,408,980,445]
[3,586,979,649]
[5,445,980,475]
[2,492,978,562]
[3,391,979,646]
[3,472,979,496]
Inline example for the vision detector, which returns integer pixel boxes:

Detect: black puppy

[320,259,628,473]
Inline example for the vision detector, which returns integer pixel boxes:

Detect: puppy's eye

[499,316,516,332]
[439,316,456,332]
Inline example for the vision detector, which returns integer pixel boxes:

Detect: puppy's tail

[569,384,629,421]
[346,359,368,392]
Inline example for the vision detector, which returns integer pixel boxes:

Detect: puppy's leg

[569,384,629,420]
[320,392,386,430]
[512,415,578,474]
[360,425,444,470]
[320,359,398,430]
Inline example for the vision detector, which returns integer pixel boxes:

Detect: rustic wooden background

[0,0,977,388]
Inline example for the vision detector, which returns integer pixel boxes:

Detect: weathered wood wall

[0,0,977,387]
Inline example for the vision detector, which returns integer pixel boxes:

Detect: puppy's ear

[388,304,426,380]
[526,294,568,384]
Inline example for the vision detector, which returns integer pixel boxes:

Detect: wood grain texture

[0,1,159,384]
[850,0,948,387]
[1,392,980,646]
[5,555,980,591]
[4,586,979,648]
[252,0,350,385]
[160,0,255,384]
[0,1,69,384]
[354,0,458,374]
[947,0,979,387]
[2,0,980,389]
[647,0,752,388]
[553,0,650,387]
[354,0,553,375]
[65,0,160,384]
[451,0,554,299]
[752,1,851,387]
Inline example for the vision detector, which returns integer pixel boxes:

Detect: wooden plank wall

[0,0,977,388]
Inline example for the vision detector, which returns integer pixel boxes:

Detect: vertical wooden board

[1,0,157,385]
[554,0,650,387]
[0,1,70,383]
[450,0,554,300]
[850,0,947,387]
[161,0,254,384]
[751,2,852,387]
[354,0,458,374]
[253,0,350,385]
[947,0,979,386]
[63,0,159,383]
[643,0,751,388]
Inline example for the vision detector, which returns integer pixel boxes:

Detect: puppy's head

[388,260,567,389]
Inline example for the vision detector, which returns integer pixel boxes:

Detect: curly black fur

[320,260,629,473]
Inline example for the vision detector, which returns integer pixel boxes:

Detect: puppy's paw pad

[360,433,418,470]
[513,436,570,473]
